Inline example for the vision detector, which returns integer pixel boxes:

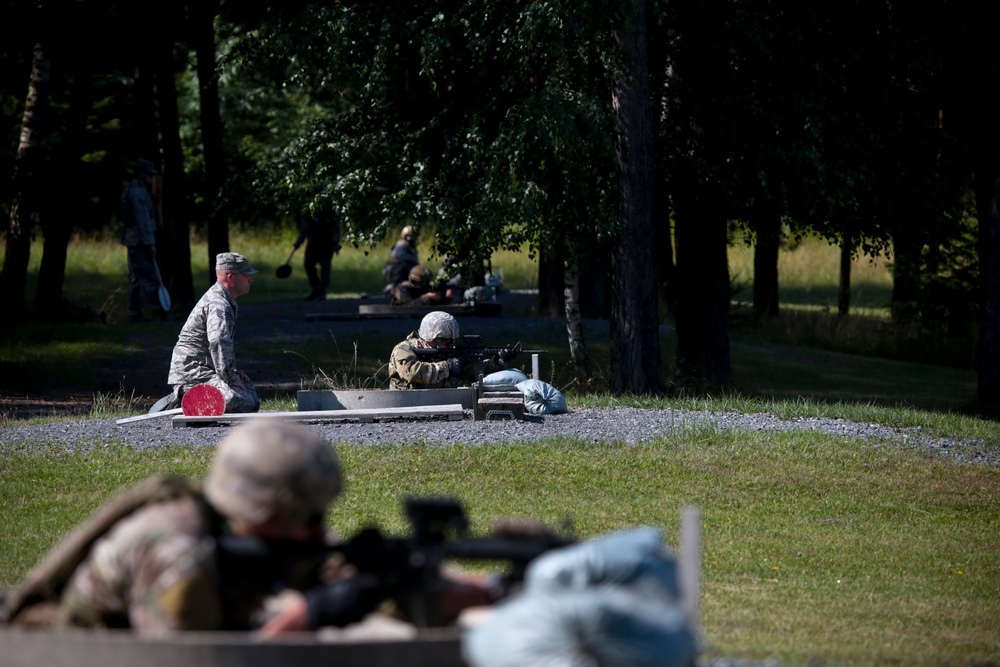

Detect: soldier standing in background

[120,158,164,323]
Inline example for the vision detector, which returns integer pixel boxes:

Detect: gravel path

[2,406,995,467]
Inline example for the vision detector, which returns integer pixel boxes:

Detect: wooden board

[116,408,183,425]
[172,404,466,428]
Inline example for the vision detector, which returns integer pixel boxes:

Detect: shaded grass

[9,229,540,321]
[1,433,998,666]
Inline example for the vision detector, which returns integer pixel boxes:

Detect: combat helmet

[408,264,432,285]
[205,421,342,525]
[401,225,418,243]
[419,310,460,342]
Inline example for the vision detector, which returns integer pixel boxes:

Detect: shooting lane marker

[680,505,702,642]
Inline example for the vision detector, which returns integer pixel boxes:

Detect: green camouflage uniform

[167,282,259,412]
[59,496,231,633]
[388,332,503,389]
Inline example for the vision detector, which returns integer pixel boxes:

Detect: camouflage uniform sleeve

[59,499,223,635]
[388,337,452,388]
[205,297,238,386]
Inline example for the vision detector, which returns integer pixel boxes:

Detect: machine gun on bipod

[214,496,574,629]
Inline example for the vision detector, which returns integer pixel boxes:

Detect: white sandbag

[482,369,530,389]
[463,588,697,667]
[515,379,568,415]
[525,527,681,602]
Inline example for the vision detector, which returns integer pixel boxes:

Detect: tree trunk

[890,229,922,324]
[36,56,93,317]
[752,218,780,319]
[563,258,590,387]
[537,240,565,318]
[1,43,50,320]
[155,29,195,306]
[838,234,852,317]
[977,157,1000,418]
[193,0,229,286]
[609,0,662,395]
[673,179,732,388]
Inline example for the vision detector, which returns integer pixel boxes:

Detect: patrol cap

[136,158,158,174]
[216,252,258,275]
[205,421,342,525]
[419,310,460,341]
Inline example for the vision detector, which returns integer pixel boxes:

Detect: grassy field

[1,230,999,666]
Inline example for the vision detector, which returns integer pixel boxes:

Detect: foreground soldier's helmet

[205,421,342,524]
[419,310,460,342]
[409,264,432,285]
[401,225,417,243]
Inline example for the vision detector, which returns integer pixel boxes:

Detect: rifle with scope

[412,336,545,367]
[214,496,574,629]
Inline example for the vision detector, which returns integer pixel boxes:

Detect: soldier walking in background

[294,201,341,301]
[120,158,164,323]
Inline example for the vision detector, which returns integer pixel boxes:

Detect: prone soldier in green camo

[390,264,450,307]
[387,311,518,389]
[2,422,344,636]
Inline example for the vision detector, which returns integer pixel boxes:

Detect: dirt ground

[1,292,542,420]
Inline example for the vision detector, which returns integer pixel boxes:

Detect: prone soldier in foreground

[2,422,567,637]
[388,311,520,389]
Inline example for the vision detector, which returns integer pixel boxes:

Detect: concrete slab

[0,626,464,667]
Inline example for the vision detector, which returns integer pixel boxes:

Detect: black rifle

[412,336,545,367]
[215,497,573,628]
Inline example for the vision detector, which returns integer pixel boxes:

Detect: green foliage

[217,0,621,279]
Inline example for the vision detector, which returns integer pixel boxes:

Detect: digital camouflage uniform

[388,331,503,389]
[119,168,161,320]
[168,282,259,412]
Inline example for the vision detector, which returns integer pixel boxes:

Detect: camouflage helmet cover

[205,421,342,525]
[408,264,432,285]
[418,310,460,341]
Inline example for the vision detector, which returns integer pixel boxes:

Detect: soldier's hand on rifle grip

[494,346,518,366]
[447,357,465,375]
[304,574,387,629]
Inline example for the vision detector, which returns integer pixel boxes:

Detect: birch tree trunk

[2,43,50,320]
[563,257,590,387]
